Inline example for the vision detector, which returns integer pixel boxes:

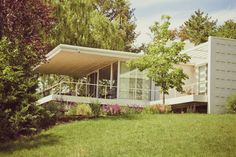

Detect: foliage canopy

[129,16,190,104]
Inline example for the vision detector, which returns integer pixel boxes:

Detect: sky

[129,0,236,46]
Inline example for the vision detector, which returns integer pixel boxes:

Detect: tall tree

[46,0,137,51]
[94,0,137,51]
[0,0,54,63]
[129,16,190,104]
[215,20,236,39]
[178,9,217,45]
[0,0,55,141]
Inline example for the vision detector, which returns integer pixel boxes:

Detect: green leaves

[215,20,236,39]
[129,16,190,104]
[47,0,136,51]
[178,9,217,45]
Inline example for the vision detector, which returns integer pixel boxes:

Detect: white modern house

[36,36,236,114]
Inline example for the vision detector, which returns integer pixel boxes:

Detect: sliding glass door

[87,62,118,99]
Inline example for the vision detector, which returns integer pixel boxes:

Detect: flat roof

[181,42,208,65]
[35,44,142,77]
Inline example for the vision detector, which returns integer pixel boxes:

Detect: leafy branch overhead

[129,15,190,104]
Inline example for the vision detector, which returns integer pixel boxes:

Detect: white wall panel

[208,37,236,113]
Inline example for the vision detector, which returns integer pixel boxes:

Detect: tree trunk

[162,92,165,105]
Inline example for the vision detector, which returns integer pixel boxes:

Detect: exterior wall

[208,37,236,113]
[165,64,198,99]
[181,65,197,85]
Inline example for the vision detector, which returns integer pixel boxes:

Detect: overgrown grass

[0,114,236,157]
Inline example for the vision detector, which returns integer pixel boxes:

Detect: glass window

[88,72,97,97]
[119,62,151,100]
[198,65,207,94]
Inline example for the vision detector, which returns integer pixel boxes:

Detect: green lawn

[0,114,236,157]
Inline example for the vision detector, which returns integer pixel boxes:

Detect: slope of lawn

[0,114,236,157]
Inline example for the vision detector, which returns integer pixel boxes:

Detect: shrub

[37,102,66,129]
[89,100,101,117]
[66,106,77,116]
[142,104,172,114]
[37,106,57,130]
[0,103,56,142]
[102,104,121,116]
[43,102,65,119]
[76,104,92,116]
[121,105,143,115]
[65,104,92,116]
[142,105,159,114]
[225,93,236,113]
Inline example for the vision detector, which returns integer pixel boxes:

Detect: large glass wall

[119,61,151,100]
[98,63,118,99]
[98,65,111,98]
[87,63,118,99]
[87,72,97,97]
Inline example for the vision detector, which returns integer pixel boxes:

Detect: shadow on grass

[0,133,61,154]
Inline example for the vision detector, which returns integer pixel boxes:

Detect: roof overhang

[35,44,142,77]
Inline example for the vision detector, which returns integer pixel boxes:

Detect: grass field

[0,114,236,157]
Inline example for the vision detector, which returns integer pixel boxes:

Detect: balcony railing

[40,81,117,99]
[165,81,208,99]
[39,81,207,101]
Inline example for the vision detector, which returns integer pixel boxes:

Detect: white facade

[208,37,236,113]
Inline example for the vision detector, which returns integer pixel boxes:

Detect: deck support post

[110,63,113,90]
[96,70,99,98]
[75,83,78,96]
[117,61,120,99]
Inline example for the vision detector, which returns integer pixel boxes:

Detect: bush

[43,102,65,119]
[142,105,159,114]
[102,104,121,116]
[225,93,236,113]
[37,106,57,130]
[38,102,65,129]
[0,103,56,142]
[66,106,77,116]
[66,104,92,116]
[76,104,92,116]
[142,104,172,114]
[121,105,143,115]
[89,101,101,117]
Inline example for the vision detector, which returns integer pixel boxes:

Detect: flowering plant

[102,104,121,115]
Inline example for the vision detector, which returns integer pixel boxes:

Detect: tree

[46,0,137,51]
[0,0,54,63]
[93,0,137,51]
[215,20,236,39]
[178,9,217,45]
[0,0,55,141]
[129,16,190,104]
